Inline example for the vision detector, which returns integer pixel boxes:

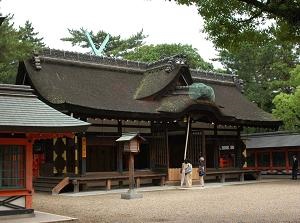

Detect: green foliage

[61,28,147,57]
[123,44,213,70]
[18,21,45,48]
[272,66,300,131]
[218,41,299,112]
[0,15,45,84]
[290,65,300,87]
[273,90,300,131]
[172,0,300,50]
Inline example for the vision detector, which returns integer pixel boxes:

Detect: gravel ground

[33,180,300,223]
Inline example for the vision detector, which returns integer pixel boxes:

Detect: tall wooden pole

[128,152,135,190]
[184,116,191,160]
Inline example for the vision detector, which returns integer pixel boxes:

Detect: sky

[1,0,221,68]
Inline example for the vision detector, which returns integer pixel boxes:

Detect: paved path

[33,179,300,223]
[1,211,76,223]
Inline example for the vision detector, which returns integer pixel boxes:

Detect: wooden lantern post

[116,133,145,199]
[128,152,135,190]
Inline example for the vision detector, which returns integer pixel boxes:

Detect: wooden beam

[0,190,31,197]
[0,138,27,145]
[27,132,74,141]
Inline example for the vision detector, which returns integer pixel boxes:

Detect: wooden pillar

[164,122,169,169]
[25,140,33,209]
[74,135,79,175]
[236,126,242,168]
[201,130,206,167]
[285,149,289,173]
[150,121,155,169]
[270,150,273,172]
[214,124,219,169]
[62,138,67,174]
[117,120,123,173]
[81,136,87,176]
[128,152,135,190]
[255,151,258,170]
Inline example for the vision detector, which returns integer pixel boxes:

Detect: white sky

[1,0,222,68]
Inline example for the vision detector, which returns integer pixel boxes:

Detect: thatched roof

[16,49,281,128]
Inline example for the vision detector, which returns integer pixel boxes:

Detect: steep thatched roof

[16,49,281,128]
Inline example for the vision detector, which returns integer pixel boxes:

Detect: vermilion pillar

[25,140,33,208]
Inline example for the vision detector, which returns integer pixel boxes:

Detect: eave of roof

[192,76,280,126]
[0,84,90,133]
[244,132,300,148]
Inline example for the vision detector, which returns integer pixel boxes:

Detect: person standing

[181,159,193,187]
[198,156,205,187]
[292,155,298,180]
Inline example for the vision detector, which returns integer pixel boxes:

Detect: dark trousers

[292,169,298,179]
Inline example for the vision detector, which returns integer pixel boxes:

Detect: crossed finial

[85,31,110,56]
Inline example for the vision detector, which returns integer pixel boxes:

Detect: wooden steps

[33,177,64,193]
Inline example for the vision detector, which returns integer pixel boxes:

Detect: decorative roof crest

[32,51,42,70]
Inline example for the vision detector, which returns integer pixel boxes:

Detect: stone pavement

[1,211,77,223]
[32,178,300,223]
[1,178,284,223]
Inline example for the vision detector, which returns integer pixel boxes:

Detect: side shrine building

[16,49,281,192]
[244,132,300,174]
[0,84,89,216]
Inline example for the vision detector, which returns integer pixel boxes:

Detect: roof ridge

[191,69,235,82]
[38,49,189,72]
[146,54,187,69]
[39,48,149,70]
[191,70,245,93]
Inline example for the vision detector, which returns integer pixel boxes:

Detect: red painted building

[244,132,300,174]
[0,84,89,217]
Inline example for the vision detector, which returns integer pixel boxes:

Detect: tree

[272,65,300,131]
[61,28,147,57]
[62,28,214,70]
[123,43,213,70]
[172,0,300,50]
[0,15,45,83]
[18,21,45,48]
[218,41,299,112]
